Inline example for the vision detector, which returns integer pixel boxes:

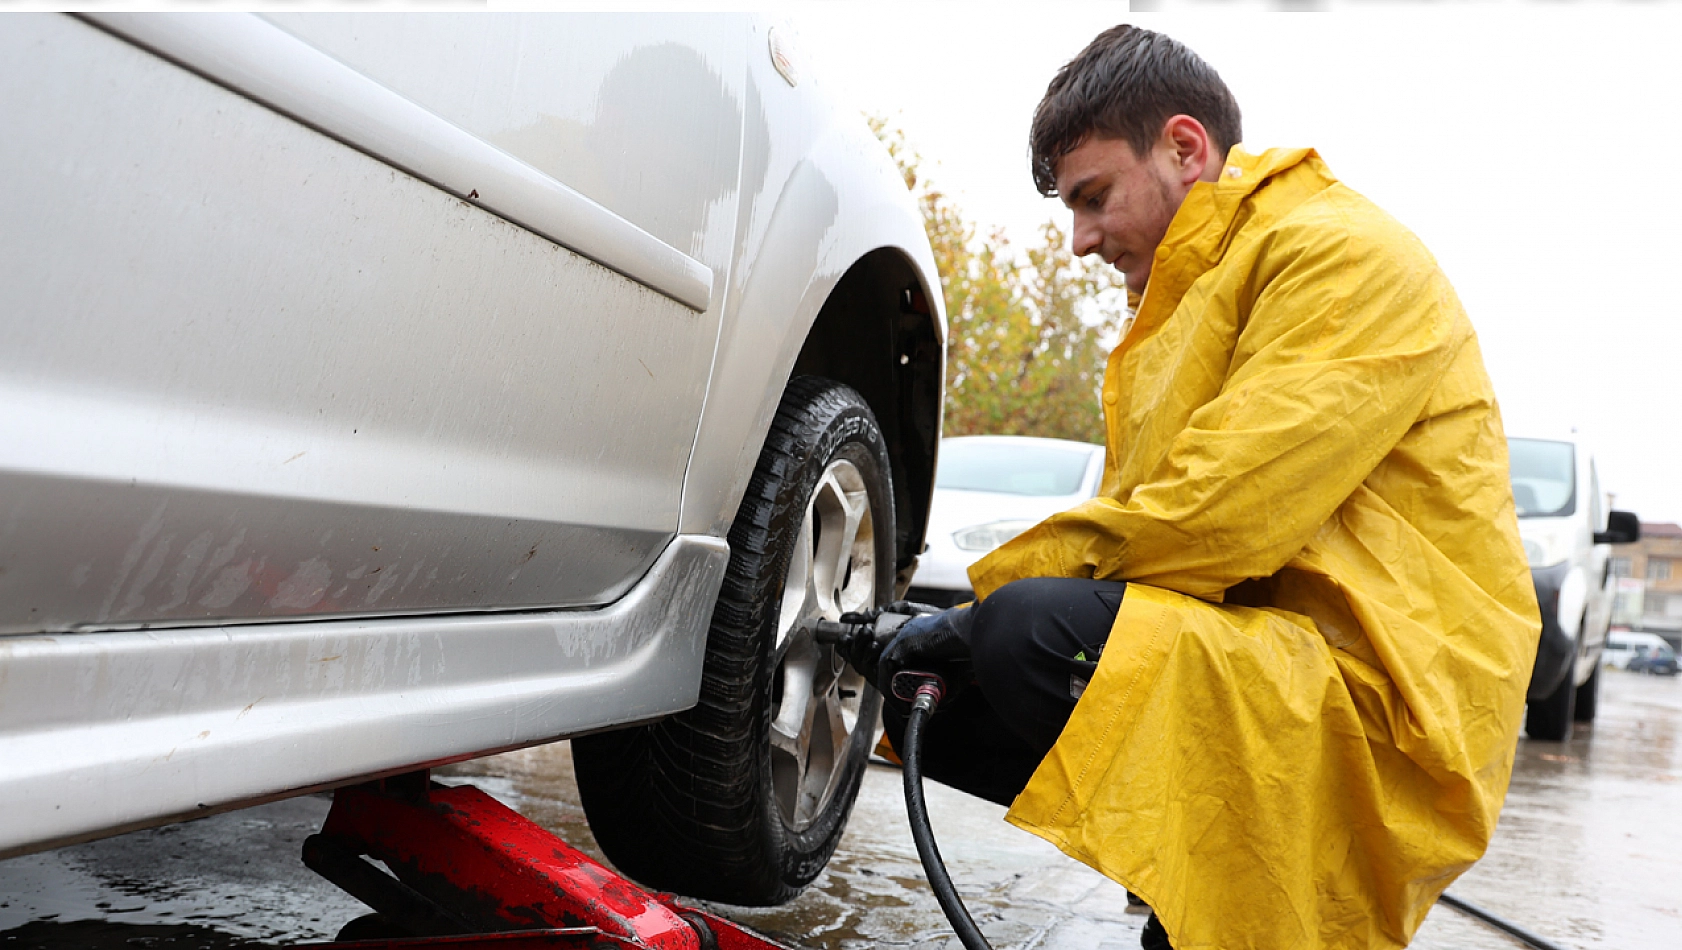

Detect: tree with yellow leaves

[871,119,1129,444]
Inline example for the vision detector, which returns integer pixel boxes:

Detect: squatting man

[849,25,1539,950]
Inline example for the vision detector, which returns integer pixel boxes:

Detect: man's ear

[1160,115,1219,186]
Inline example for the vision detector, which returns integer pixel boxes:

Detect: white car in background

[908,436,1106,607]
[0,13,944,909]
[1603,631,1674,671]
[1508,431,1640,741]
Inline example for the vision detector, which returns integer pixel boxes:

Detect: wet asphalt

[2,666,1678,950]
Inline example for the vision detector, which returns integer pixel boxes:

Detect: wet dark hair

[1030,25,1242,196]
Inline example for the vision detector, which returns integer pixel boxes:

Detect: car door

[0,13,745,633]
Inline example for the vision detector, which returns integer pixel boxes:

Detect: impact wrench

[809,608,1576,950]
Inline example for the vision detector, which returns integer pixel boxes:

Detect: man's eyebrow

[1063,176,1097,207]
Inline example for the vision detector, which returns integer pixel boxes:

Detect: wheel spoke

[809,464,875,618]
[776,509,816,650]
[768,455,880,831]
[771,649,815,756]
[817,682,851,765]
[831,478,869,563]
[834,482,874,616]
[810,472,841,617]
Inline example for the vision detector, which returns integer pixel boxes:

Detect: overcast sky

[793,4,1682,524]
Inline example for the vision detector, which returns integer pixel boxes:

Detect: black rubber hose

[1438,891,1574,950]
[902,690,994,950]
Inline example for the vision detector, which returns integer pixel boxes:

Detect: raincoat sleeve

[971,217,1468,602]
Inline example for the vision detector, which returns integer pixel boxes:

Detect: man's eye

[1086,192,1105,210]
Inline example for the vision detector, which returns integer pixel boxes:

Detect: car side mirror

[1595,510,1641,545]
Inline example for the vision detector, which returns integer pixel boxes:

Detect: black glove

[834,600,946,686]
[875,604,975,711]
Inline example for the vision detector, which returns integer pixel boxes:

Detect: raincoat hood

[969,147,1540,950]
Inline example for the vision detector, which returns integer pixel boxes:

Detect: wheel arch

[679,106,945,591]
[790,249,943,588]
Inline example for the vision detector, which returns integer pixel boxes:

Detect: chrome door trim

[0,534,728,859]
[81,12,714,314]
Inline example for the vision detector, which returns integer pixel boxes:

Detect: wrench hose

[902,690,994,950]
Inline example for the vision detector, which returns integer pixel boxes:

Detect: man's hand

[874,604,975,711]
[833,600,944,685]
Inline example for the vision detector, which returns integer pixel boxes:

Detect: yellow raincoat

[968,148,1540,950]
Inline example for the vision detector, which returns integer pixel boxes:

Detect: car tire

[1526,635,1578,742]
[572,376,891,905]
[1573,654,1601,723]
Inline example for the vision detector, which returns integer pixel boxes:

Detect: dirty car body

[0,13,943,867]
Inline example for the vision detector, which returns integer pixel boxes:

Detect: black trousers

[882,576,1127,807]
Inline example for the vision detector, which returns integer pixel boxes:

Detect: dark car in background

[1628,642,1680,676]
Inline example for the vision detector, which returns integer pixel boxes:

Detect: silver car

[0,13,944,906]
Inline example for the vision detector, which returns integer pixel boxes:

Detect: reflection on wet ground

[2,669,1677,948]
[1422,669,1682,950]
[0,796,366,947]
[442,743,1149,949]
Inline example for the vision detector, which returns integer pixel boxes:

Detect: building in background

[1612,576,1645,627]
[1613,522,1682,650]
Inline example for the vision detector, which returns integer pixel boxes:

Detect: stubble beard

[1133,166,1187,296]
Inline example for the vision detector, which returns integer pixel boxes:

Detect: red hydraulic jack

[294,771,794,950]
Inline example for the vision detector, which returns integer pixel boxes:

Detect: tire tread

[574,377,890,904]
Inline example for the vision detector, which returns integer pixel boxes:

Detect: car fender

[679,96,943,543]
[1527,560,1574,700]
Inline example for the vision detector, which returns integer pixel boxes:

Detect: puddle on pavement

[1423,669,1682,950]
[0,919,268,949]
[0,796,365,947]
[2,668,1676,948]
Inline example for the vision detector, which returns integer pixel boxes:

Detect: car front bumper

[1526,561,1573,702]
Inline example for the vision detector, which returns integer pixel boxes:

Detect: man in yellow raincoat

[872,24,1541,950]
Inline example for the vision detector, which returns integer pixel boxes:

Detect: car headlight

[952,519,1036,553]
[1521,524,1573,568]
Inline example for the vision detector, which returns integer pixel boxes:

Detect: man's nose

[1071,217,1102,258]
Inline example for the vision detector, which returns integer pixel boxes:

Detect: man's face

[1055,135,1194,295]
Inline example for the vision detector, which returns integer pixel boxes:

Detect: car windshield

[936,440,1096,497]
[1508,438,1575,518]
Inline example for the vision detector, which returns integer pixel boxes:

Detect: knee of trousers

[968,577,1078,689]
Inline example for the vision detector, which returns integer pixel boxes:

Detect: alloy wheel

[770,457,877,831]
